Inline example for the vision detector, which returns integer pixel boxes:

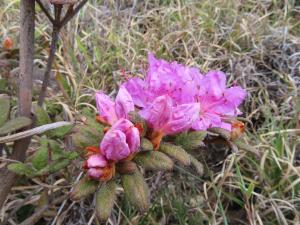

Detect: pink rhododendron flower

[140,95,200,149]
[100,119,140,161]
[140,95,200,135]
[124,53,203,107]
[95,86,134,125]
[192,71,246,130]
[124,54,246,131]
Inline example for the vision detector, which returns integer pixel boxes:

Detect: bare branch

[38,0,88,106]
[0,121,73,143]
[36,0,55,24]
[37,4,62,106]
[59,0,88,28]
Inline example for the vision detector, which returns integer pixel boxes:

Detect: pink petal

[95,92,118,125]
[87,154,107,168]
[125,126,140,153]
[110,118,134,133]
[192,113,222,130]
[139,95,172,131]
[223,86,246,107]
[124,78,150,108]
[100,129,131,161]
[146,53,180,96]
[163,103,200,134]
[220,122,232,131]
[199,71,226,97]
[115,86,135,119]
[88,168,103,179]
[191,119,207,130]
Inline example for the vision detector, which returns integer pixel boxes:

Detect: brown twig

[0,0,35,208]
[37,5,62,106]
[37,0,88,106]
[36,0,55,24]
[59,0,88,28]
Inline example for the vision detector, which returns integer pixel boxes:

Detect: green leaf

[0,117,32,136]
[47,139,64,159]
[8,163,36,177]
[0,79,9,92]
[36,158,72,176]
[33,105,51,126]
[48,124,73,138]
[134,151,174,171]
[33,104,73,138]
[140,138,153,151]
[95,180,116,222]
[72,125,103,150]
[64,151,79,160]
[245,182,255,199]
[31,138,63,170]
[159,142,191,166]
[0,96,10,127]
[121,169,150,212]
[175,131,207,151]
[85,116,105,134]
[31,139,49,170]
[70,176,99,201]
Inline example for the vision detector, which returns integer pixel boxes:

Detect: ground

[0,0,300,225]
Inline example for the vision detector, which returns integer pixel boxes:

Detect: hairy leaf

[48,124,73,138]
[121,169,150,212]
[175,131,207,151]
[134,151,174,171]
[208,127,231,140]
[159,142,191,166]
[33,105,51,126]
[0,97,10,127]
[70,176,99,201]
[190,155,204,176]
[95,180,116,222]
[0,117,32,136]
[8,163,36,177]
[32,139,48,170]
[140,138,153,151]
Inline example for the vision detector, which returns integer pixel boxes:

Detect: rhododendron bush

[67,53,247,221]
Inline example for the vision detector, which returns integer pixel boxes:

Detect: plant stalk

[0,0,35,208]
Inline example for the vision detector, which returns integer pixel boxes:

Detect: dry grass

[1,0,300,224]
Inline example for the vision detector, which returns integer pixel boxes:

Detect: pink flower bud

[95,87,134,125]
[100,119,140,161]
[84,153,115,181]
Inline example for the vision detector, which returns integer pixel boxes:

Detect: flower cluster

[84,87,140,180]
[85,53,246,181]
